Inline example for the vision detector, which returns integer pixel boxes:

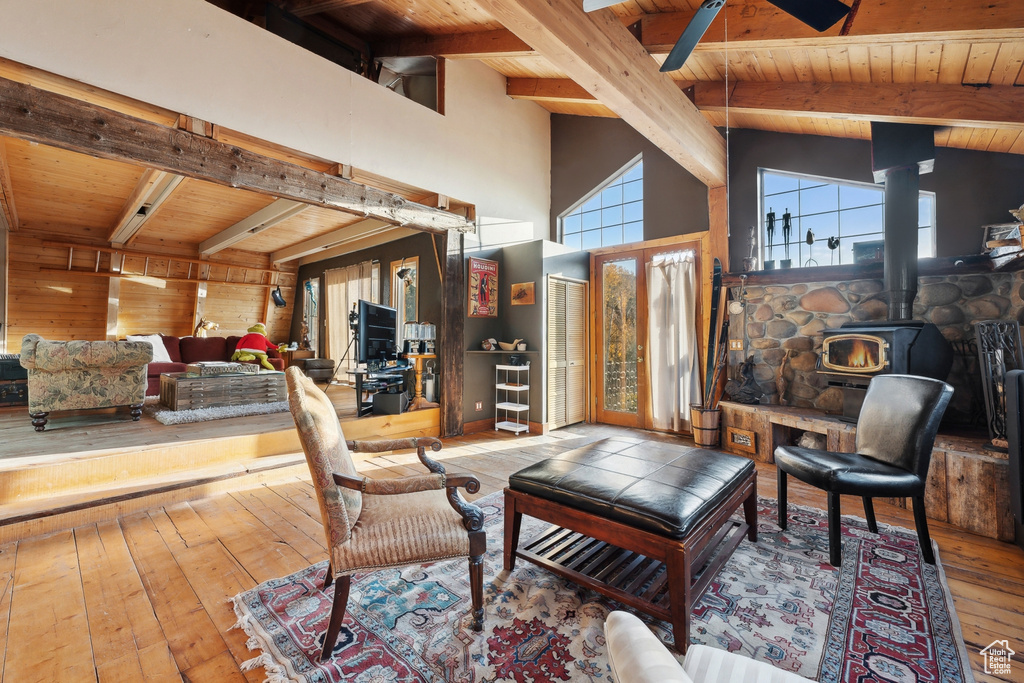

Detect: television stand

[347,368,405,417]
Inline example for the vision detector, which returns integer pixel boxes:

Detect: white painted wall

[0,0,551,237]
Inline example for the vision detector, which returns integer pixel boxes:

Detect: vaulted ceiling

[225,0,1024,165]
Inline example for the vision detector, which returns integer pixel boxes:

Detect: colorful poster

[468,257,498,318]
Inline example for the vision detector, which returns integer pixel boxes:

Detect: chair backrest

[856,374,953,478]
[285,366,362,549]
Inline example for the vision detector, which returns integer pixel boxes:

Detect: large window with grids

[560,157,643,250]
[759,169,935,268]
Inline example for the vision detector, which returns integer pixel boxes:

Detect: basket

[690,404,721,448]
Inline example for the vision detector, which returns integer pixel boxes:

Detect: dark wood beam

[0,139,18,232]
[474,0,726,187]
[376,2,1024,58]
[694,81,1024,129]
[0,77,473,234]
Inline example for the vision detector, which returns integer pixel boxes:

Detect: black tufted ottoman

[504,437,757,653]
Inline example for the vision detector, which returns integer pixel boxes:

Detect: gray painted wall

[550,115,709,242]
[727,129,1024,270]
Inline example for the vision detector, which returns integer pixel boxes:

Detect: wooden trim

[0,139,17,232]
[198,199,310,256]
[0,76,474,234]
[507,77,694,103]
[436,57,446,116]
[42,240,285,277]
[472,0,726,188]
[721,254,995,286]
[441,233,464,436]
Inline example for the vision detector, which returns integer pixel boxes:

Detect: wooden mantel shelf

[721,254,998,287]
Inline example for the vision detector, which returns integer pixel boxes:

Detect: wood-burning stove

[819,321,953,421]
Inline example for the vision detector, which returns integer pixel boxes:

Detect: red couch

[146,335,284,395]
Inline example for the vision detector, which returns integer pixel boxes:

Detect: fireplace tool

[976,320,1024,451]
[764,208,776,269]
[781,209,792,268]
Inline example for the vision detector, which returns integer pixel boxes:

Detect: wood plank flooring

[0,423,1021,682]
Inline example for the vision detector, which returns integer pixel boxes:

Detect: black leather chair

[775,374,953,567]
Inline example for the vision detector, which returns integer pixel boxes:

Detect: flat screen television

[357,299,398,365]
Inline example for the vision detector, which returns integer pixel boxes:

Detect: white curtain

[325,261,379,376]
[646,251,701,431]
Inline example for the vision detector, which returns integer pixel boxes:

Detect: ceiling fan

[583,0,852,73]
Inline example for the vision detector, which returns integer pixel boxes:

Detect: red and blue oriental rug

[231,492,974,682]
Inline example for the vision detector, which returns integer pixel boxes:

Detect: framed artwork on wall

[511,282,535,306]
[468,257,498,318]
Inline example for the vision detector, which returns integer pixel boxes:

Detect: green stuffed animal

[232,323,285,371]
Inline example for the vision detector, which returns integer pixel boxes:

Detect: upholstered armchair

[20,334,153,432]
[285,367,486,661]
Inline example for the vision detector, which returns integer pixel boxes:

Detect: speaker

[372,392,408,415]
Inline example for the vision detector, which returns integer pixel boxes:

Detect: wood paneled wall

[6,234,294,346]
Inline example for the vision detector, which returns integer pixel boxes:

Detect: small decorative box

[185,361,259,375]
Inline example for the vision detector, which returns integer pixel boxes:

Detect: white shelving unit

[495,363,530,435]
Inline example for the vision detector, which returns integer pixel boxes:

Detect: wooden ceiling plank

[892,43,918,83]
[826,46,853,83]
[376,29,533,59]
[989,128,1022,153]
[475,0,726,187]
[694,81,1024,129]
[286,0,375,17]
[0,139,19,231]
[937,42,971,84]
[506,77,694,104]
[1007,131,1024,155]
[0,76,473,234]
[846,45,871,83]
[868,44,893,84]
[914,43,943,84]
[990,42,1024,86]
[198,199,311,257]
[963,42,1002,84]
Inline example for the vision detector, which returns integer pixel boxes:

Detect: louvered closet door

[547,279,568,429]
[565,281,587,425]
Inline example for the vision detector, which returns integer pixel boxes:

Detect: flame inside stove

[830,337,881,370]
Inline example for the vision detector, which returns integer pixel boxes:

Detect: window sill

[722,254,996,286]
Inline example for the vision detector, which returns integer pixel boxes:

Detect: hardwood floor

[0,423,1021,682]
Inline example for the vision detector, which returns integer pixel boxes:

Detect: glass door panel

[594,253,647,427]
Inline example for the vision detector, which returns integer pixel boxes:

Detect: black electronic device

[357,300,398,365]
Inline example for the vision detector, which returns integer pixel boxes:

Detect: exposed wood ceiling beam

[285,0,374,17]
[108,170,185,247]
[199,199,311,257]
[694,81,1024,130]
[507,77,694,104]
[0,76,474,234]
[0,139,18,232]
[376,2,1024,58]
[271,218,397,264]
[473,0,726,187]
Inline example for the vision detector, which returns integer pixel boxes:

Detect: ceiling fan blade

[765,0,851,32]
[583,0,622,11]
[659,0,725,73]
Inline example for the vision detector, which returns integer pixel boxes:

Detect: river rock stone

[766,319,798,338]
[799,287,850,313]
[849,280,883,294]
[815,387,844,413]
[826,315,852,328]
[766,286,790,295]
[750,338,780,349]
[967,296,1009,319]
[747,322,765,338]
[762,349,786,365]
[783,336,814,352]
[918,282,962,306]
[789,351,819,372]
[787,311,814,326]
[958,276,993,297]
[754,304,774,322]
[774,295,799,312]
[792,284,808,295]
[851,299,888,321]
[930,305,965,325]
[800,319,827,337]
[753,365,775,382]
[790,382,819,399]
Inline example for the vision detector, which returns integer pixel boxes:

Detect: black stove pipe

[883,166,921,321]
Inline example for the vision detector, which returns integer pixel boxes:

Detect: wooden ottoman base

[503,469,757,653]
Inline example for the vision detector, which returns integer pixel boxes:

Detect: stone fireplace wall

[727,270,1024,425]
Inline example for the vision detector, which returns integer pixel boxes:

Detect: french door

[592,239,703,431]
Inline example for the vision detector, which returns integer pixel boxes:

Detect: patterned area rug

[147,400,289,425]
[231,492,974,683]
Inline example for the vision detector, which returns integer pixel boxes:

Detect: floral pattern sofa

[20,334,153,431]
[145,335,285,396]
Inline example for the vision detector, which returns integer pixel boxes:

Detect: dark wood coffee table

[159,371,286,411]
[504,438,757,652]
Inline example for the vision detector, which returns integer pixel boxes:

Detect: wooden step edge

[0,453,308,527]
[0,463,313,545]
